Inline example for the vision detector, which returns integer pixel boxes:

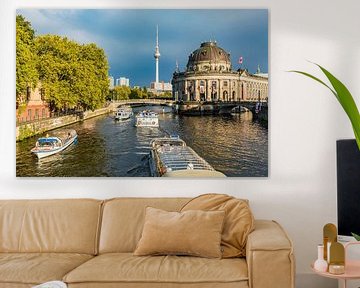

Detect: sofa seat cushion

[0,253,93,285]
[64,253,248,286]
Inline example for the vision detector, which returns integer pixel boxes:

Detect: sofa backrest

[0,199,102,255]
[99,197,190,253]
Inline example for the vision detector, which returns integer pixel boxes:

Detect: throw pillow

[134,207,225,258]
[181,193,254,258]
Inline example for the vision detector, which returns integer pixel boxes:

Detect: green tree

[16,15,38,101]
[35,35,109,111]
[112,86,131,100]
[17,15,110,112]
[142,86,148,98]
[156,91,172,98]
[35,35,80,110]
[129,87,147,99]
[147,91,155,98]
[76,43,109,110]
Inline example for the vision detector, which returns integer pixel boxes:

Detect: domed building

[172,41,268,104]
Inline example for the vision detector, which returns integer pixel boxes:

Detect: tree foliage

[110,86,149,100]
[129,87,148,99]
[154,91,172,98]
[111,86,131,100]
[35,35,109,111]
[16,15,109,111]
[16,15,38,100]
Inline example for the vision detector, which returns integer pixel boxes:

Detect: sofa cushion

[181,194,254,258]
[0,253,93,285]
[63,253,248,285]
[0,199,102,254]
[99,198,190,253]
[134,207,225,258]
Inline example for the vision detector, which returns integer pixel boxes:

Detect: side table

[311,242,360,288]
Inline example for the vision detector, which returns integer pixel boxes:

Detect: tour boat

[135,110,159,127]
[31,129,78,159]
[114,106,133,121]
[149,136,226,177]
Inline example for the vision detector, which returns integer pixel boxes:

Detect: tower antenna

[175,60,179,73]
[154,25,161,84]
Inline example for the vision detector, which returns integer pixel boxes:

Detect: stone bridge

[238,101,268,111]
[109,99,174,110]
[109,99,267,114]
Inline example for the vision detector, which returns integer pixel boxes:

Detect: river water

[16,106,268,177]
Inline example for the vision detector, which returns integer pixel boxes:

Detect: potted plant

[291,64,360,240]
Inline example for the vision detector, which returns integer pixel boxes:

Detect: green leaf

[289,70,337,98]
[351,232,360,241]
[316,64,360,147]
[290,64,360,150]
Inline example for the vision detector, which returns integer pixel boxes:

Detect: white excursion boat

[114,106,133,121]
[31,129,78,159]
[135,110,159,127]
[149,136,226,177]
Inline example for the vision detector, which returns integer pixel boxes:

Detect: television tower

[154,25,160,84]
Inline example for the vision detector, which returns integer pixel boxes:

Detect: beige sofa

[0,198,295,288]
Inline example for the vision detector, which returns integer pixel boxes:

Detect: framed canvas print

[16,9,268,177]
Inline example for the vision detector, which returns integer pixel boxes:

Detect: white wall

[1,1,359,287]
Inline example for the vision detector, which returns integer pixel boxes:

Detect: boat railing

[162,161,213,170]
[164,163,213,170]
[137,110,158,117]
[151,141,186,149]
[157,146,214,171]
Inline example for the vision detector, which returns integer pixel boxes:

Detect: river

[16,106,268,177]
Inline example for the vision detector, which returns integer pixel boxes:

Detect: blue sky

[17,9,268,87]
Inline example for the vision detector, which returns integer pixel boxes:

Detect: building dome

[186,41,232,72]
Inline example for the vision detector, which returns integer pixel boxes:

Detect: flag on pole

[238,56,243,64]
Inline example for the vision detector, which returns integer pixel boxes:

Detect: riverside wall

[16,107,113,141]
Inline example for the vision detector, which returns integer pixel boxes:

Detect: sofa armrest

[246,220,295,288]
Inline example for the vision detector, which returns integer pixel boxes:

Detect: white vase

[314,244,328,272]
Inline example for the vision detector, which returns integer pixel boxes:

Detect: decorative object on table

[328,264,345,275]
[312,232,360,288]
[328,242,345,275]
[290,63,360,150]
[32,281,67,288]
[323,223,337,262]
[314,244,328,272]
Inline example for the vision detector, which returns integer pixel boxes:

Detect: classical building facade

[172,41,268,103]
